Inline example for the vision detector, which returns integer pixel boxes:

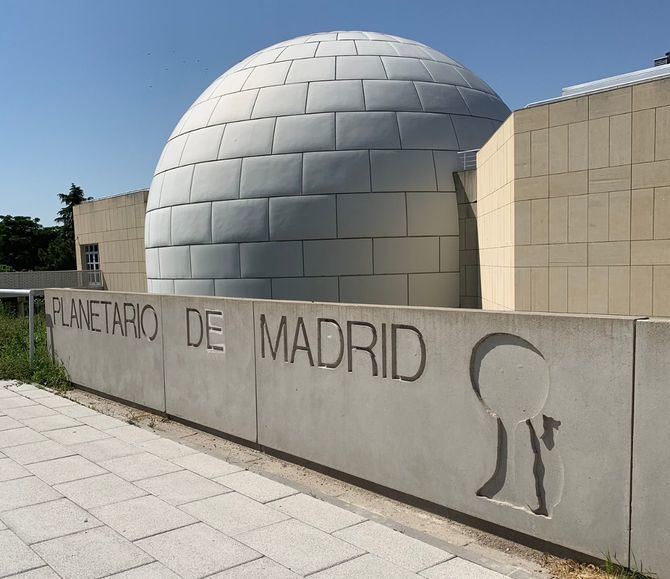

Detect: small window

[83,244,100,271]
[82,244,102,287]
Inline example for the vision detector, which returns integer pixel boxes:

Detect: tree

[53,183,91,270]
[55,183,90,235]
[37,226,73,270]
[0,183,91,271]
[0,216,48,271]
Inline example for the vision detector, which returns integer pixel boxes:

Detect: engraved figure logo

[470,334,564,517]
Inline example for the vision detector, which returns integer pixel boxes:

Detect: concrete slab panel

[3,406,55,421]
[106,425,160,444]
[136,522,260,578]
[334,520,451,572]
[0,529,47,576]
[181,492,289,536]
[44,425,109,446]
[268,493,365,533]
[313,553,417,578]
[33,527,152,578]
[2,441,74,466]
[253,302,635,558]
[237,519,363,576]
[99,452,182,482]
[69,437,142,463]
[215,470,297,503]
[0,427,46,448]
[172,452,243,479]
[421,557,506,578]
[56,405,99,419]
[1,498,101,544]
[26,455,106,485]
[78,414,126,430]
[0,397,36,410]
[0,457,31,482]
[108,562,180,578]
[135,469,230,506]
[90,495,196,541]
[0,476,62,511]
[630,319,670,575]
[211,557,299,578]
[54,473,145,510]
[161,294,257,442]
[45,289,165,412]
[140,438,197,459]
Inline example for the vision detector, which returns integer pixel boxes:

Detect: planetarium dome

[145,31,509,306]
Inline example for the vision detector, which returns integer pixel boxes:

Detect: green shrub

[0,302,69,391]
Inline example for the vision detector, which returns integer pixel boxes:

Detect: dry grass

[544,554,656,579]
[546,556,611,579]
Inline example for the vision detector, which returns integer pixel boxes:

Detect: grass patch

[0,301,69,391]
[603,553,656,579]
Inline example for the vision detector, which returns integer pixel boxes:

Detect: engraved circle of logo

[470,333,563,517]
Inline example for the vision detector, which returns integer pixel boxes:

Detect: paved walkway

[0,381,509,578]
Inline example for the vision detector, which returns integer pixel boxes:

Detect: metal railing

[0,270,104,290]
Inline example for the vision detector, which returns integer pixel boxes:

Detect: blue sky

[1,0,667,225]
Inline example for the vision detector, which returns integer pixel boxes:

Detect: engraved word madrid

[259,314,426,382]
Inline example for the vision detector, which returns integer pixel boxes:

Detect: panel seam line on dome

[166,92,503,144]
[247,83,263,120]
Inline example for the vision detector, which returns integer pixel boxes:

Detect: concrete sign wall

[46,290,165,411]
[45,289,662,571]
[631,319,670,575]
[254,302,634,559]
[161,295,257,442]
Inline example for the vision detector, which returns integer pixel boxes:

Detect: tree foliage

[56,184,88,235]
[0,183,90,271]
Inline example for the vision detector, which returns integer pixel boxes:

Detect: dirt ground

[62,386,625,579]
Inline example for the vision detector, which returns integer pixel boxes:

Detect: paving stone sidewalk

[0,381,509,578]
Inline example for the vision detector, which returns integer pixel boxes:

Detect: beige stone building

[73,189,148,293]
[475,73,670,316]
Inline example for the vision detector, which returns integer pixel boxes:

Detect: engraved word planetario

[51,296,159,341]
